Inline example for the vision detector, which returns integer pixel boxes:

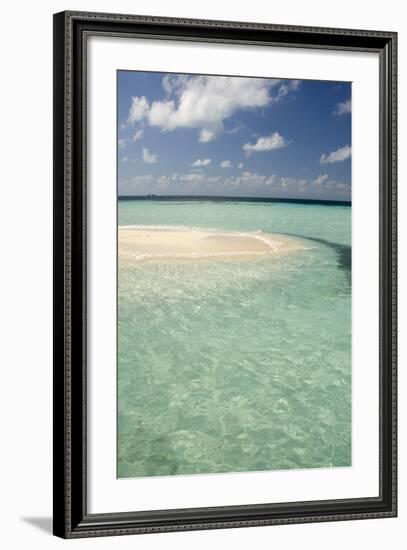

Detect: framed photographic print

[53,11,397,538]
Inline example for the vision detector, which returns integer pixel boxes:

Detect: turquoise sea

[117,199,351,478]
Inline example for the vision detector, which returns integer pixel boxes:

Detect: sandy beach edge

[118,226,304,260]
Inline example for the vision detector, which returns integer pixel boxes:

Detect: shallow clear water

[117,200,351,478]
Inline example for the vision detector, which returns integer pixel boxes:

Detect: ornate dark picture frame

[53,10,397,539]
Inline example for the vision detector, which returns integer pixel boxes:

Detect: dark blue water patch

[281,233,351,275]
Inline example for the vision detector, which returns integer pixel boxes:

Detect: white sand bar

[119,227,303,260]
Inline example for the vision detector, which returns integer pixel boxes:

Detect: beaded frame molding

[53,10,397,539]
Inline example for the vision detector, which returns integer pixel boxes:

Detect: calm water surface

[117,200,351,478]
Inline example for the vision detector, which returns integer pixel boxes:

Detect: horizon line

[117,195,351,206]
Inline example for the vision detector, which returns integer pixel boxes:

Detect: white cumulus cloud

[199,129,216,143]
[142,147,158,164]
[313,174,329,185]
[333,99,351,116]
[320,145,351,164]
[276,80,301,99]
[191,158,211,167]
[220,160,232,168]
[127,96,149,124]
[243,132,287,155]
[180,173,205,182]
[125,76,300,142]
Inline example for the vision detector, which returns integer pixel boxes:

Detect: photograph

[116,71,352,479]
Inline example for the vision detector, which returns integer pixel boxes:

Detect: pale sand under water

[118,227,302,260]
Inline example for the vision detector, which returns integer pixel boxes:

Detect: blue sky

[117,71,351,201]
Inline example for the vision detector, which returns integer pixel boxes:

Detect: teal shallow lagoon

[117,200,351,478]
